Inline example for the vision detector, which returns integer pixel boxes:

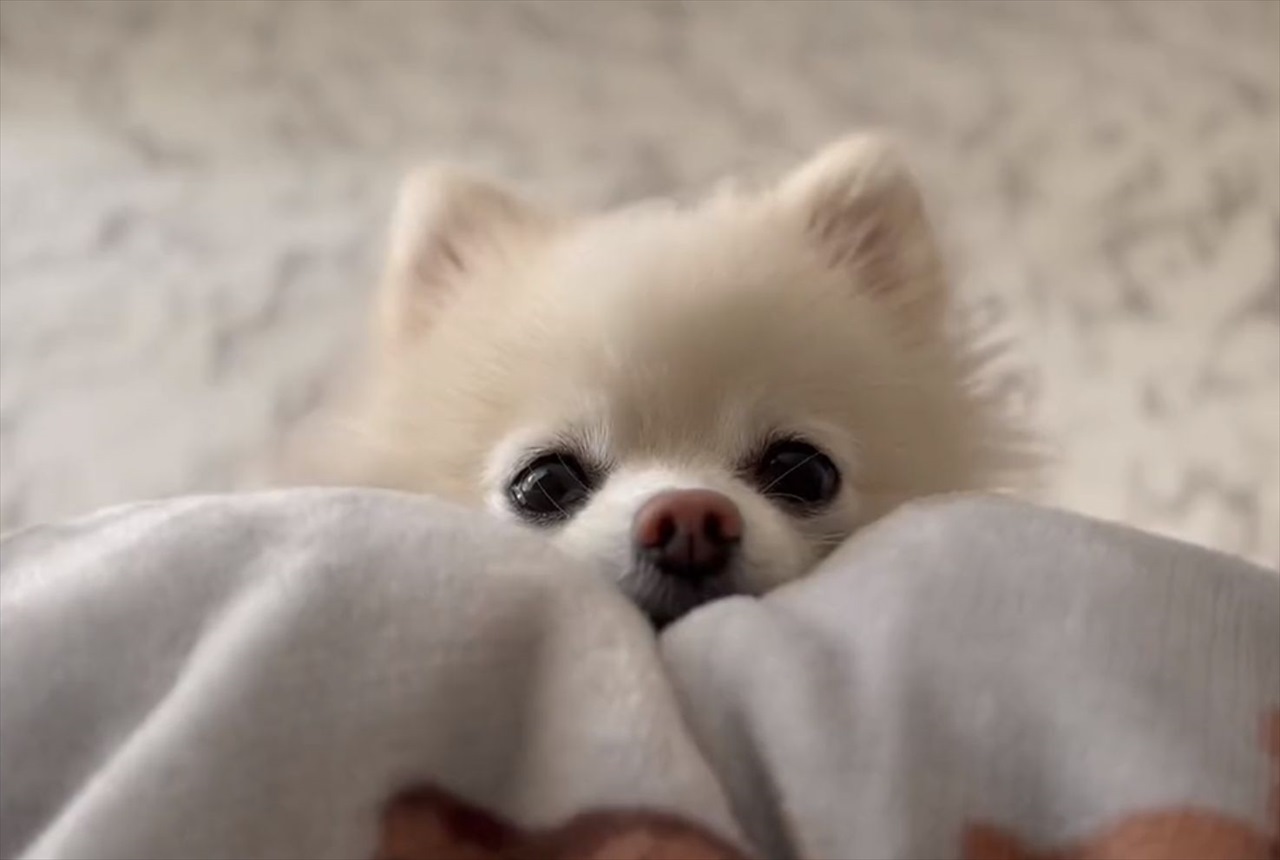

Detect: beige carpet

[1,0,1277,565]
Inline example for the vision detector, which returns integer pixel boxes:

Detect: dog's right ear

[378,167,549,342]
[779,134,947,331]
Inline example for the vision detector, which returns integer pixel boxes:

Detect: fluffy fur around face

[302,135,1027,622]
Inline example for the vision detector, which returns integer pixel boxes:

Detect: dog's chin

[617,565,742,630]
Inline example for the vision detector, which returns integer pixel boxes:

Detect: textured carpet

[1,0,1277,565]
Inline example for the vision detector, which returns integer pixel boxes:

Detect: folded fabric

[1,490,1276,860]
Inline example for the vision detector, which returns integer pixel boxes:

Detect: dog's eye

[752,440,841,511]
[508,453,593,523]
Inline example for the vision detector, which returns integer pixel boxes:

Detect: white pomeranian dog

[296,134,1030,625]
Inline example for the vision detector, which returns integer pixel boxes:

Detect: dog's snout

[633,489,742,580]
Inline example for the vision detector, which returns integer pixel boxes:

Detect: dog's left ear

[378,167,552,343]
[781,134,947,327]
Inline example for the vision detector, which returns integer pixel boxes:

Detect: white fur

[296,133,1031,619]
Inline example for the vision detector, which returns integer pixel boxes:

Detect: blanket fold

[2,490,1276,860]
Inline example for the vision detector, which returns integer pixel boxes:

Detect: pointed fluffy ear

[781,134,947,326]
[378,167,549,341]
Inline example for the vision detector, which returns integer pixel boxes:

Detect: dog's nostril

[633,489,743,581]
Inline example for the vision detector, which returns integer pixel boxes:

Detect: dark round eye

[507,453,593,523]
[752,439,841,511]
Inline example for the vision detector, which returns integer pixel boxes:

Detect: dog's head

[320,135,1025,625]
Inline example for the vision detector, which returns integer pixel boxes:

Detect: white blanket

[2,490,1277,860]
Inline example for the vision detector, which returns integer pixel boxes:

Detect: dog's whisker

[760,453,819,495]
[554,452,590,493]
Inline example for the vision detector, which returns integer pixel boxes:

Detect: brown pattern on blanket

[373,783,747,860]
[964,711,1280,860]
[374,712,1279,860]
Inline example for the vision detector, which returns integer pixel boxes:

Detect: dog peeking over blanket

[292,134,1030,626]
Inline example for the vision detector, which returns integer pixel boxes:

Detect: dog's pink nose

[633,489,743,580]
